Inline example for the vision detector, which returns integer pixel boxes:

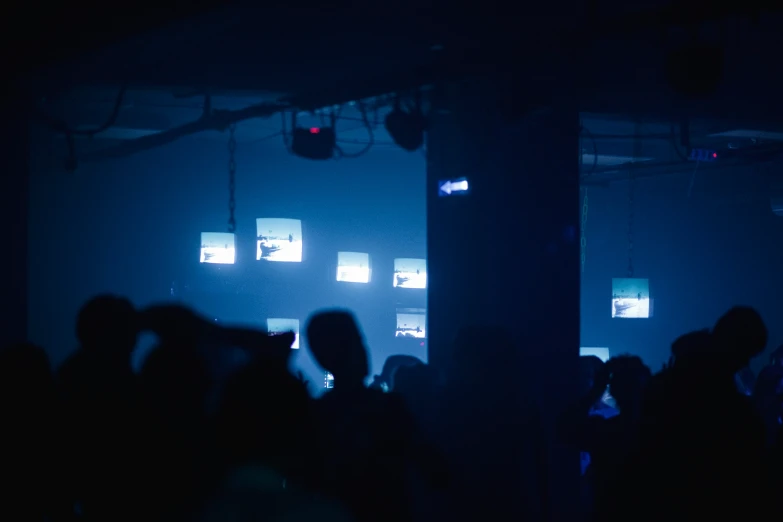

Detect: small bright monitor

[324,371,334,389]
[611,278,651,318]
[393,258,427,289]
[256,218,303,262]
[336,252,371,283]
[200,232,236,264]
[580,347,610,362]
[266,318,300,349]
[395,308,426,339]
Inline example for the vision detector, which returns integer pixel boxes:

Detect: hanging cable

[687,160,700,199]
[36,85,128,172]
[627,126,641,278]
[627,171,635,277]
[280,111,292,153]
[335,101,374,158]
[581,189,589,274]
[669,121,690,162]
[626,121,645,277]
[580,125,599,178]
[228,124,237,233]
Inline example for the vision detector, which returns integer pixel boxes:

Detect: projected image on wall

[612,278,651,318]
[580,347,610,362]
[395,308,426,338]
[256,218,303,262]
[393,258,427,289]
[200,232,236,264]
[336,252,371,283]
[266,318,300,349]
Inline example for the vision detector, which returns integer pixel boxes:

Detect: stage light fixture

[290,112,336,160]
[385,96,427,152]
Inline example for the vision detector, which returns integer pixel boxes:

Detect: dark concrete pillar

[0,93,29,347]
[426,78,581,521]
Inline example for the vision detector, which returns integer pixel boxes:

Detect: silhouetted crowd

[1,297,781,522]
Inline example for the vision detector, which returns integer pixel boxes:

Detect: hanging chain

[228,124,237,233]
[627,171,636,277]
[580,189,588,274]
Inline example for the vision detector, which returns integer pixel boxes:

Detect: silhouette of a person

[306,310,420,522]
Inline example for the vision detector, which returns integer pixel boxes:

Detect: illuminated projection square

[393,258,427,289]
[336,252,372,283]
[395,308,426,339]
[256,218,303,262]
[580,347,610,362]
[266,318,300,349]
[611,278,651,319]
[200,232,236,264]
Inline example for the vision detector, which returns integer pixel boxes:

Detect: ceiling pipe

[79,102,284,162]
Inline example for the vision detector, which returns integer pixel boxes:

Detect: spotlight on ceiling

[385,95,427,152]
[291,112,336,160]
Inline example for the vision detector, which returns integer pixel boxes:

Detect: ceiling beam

[79,102,282,163]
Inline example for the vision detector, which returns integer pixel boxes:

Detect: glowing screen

[324,371,334,389]
[611,278,650,318]
[393,258,427,289]
[336,252,371,283]
[396,308,426,338]
[266,318,300,349]
[256,218,303,262]
[580,347,610,362]
[200,232,236,264]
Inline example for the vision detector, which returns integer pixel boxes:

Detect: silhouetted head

[712,306,767,372]
[376,355,423,391]
[306,310,368,387]
[76,295,138,356]
[607,355,651,413]
[393,362,436,397]
[579,355,605,393]
[670,329,713,367]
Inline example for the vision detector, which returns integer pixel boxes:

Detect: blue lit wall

[28,133,427,386]
[580,167,783,372]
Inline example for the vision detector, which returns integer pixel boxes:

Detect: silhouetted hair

[713,306,767,359]
[671,329,713,362]
[579,355,605,376]
[394,363,436,394]
[380,355,423,388]
[76,294,137,350]
[608,354,651,378]
[607,355,651,410]
[306,309,365,371]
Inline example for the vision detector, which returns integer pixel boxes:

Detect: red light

[712,152,718,158]
[309,127,320,134]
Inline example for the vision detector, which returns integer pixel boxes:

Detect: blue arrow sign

[438,177,469,197]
